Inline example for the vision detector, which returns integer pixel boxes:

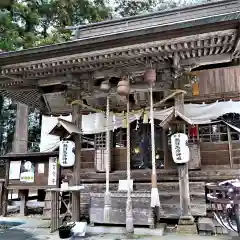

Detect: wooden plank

[88,182,206,223]
[77,168,240,183]
[19,190,28,216]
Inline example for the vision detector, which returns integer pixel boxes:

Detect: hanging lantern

[144,68,156,85]
[100,80,111,92]
[117,77,130,96]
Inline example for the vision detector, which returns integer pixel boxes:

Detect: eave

[0,0,240,113]
[0,0,239,67]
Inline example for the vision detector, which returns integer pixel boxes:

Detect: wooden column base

[43,191,52,218]
[72,192,80,222]
[19,190,28,216]
[176,223,198,235]
[178,215,195,225]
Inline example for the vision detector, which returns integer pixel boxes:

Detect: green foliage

[0,0,111,50]
[114,0,215,17]
[0,0,111,154]
[0,0,216,154]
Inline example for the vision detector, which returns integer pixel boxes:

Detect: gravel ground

[0,228,234,240]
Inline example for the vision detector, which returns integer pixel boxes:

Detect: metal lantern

[144,68,156,85]
[100,80,111,92]
[117,78,130,96]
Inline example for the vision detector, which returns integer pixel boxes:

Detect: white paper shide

[171,133,190,164]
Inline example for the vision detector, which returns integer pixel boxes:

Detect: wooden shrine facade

[0,0,240,225]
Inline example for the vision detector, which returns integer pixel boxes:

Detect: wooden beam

[181,53,232,68]
[232,24,240,57]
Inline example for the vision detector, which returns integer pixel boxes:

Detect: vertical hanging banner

[48,157,58,186]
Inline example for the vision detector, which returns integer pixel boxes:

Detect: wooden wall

[198,66,240,95]
[81,149,94,169]
[63,141,240,175]
[200,142,240,166]
[112,148,127,171]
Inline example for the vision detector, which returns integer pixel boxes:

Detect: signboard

[171,133,190,164]
[48,157,57,186]
[20,161,35,183]
[9,161,21,180]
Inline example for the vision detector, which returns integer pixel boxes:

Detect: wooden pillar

[71,102,82,222]
[174,93,195,226]
[2,160,9,216]
[19,190,28,216]
[50,191,60,233]
[2,103,29,217]
[12,103,29,153]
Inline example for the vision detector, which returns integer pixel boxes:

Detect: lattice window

[95,133,106,149]
[185,123,227,142]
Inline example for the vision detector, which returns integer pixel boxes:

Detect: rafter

[232,25,240,58]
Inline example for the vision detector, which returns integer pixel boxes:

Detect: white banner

[48,157,58,186]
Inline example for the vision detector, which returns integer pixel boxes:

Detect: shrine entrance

[131,119,164,169]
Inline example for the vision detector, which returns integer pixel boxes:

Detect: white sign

[9,161,21,180]
[59,140,75,167]
[171,133,190,164]
[38,163,45,174]
[20,171,34,183]
[118,180,133,191]
[48,157,57,186]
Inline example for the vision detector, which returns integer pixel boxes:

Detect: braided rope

[104,94,111,222]
[126,100,131,192]
[150,85,156,174]
[106,94,110,193]
[126,92,134,234]
[150,84,161,211]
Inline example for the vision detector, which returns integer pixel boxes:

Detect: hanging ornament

[117,76,130,96]
[144,68,156,85]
